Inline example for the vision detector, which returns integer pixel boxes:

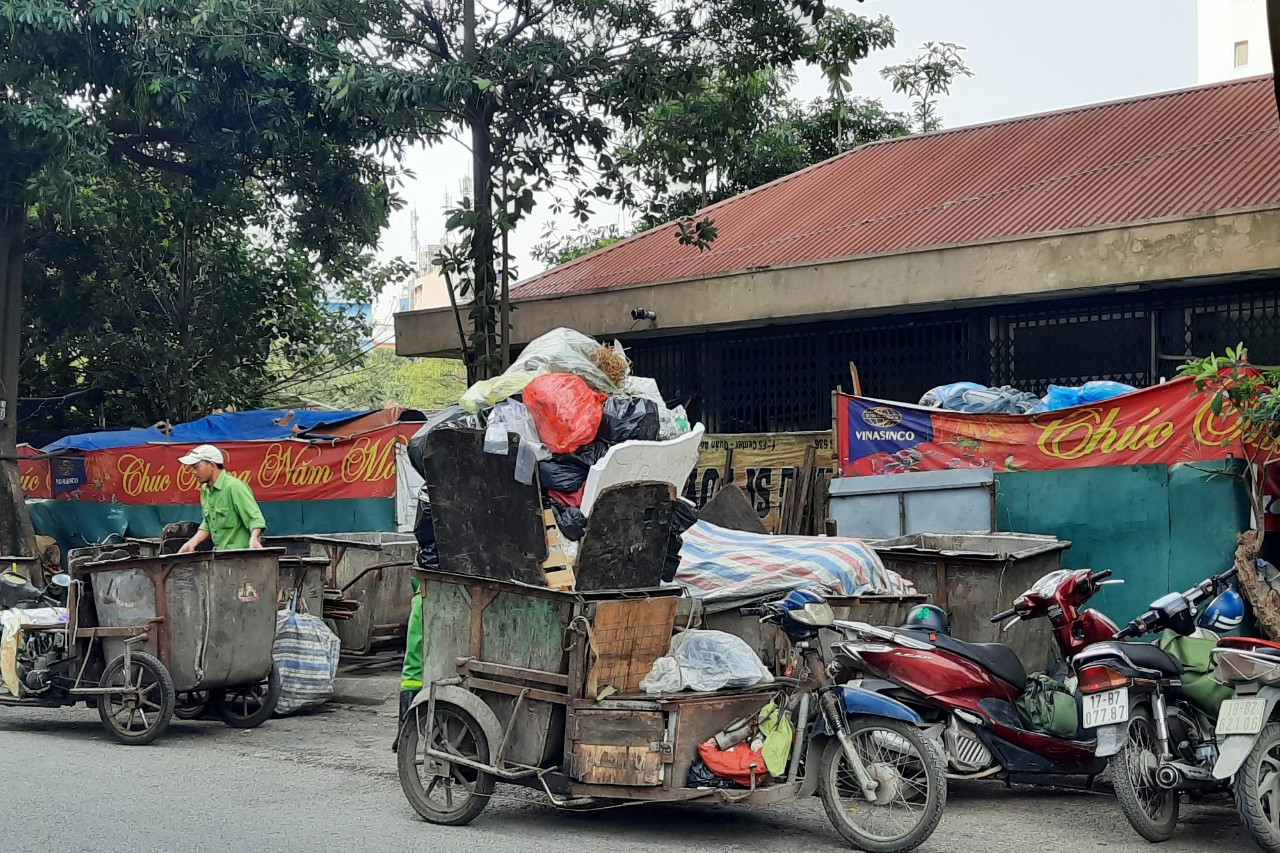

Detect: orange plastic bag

[697,738,767,787]
[523,373,608,454]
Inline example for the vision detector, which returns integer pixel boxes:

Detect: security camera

[631,308,657,321]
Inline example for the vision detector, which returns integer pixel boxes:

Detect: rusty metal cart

[393,427,948,851]
[74,549,283,729]
[0,562,176,744]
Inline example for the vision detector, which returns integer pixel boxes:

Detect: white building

[1199,0,1272,82]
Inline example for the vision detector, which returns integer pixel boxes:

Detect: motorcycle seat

[1076,641,1182,677]
[897,628,1028,689]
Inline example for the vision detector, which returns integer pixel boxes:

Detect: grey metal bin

[866,533,1072,673]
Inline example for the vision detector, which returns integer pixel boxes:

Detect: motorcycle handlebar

[738,606,767,617]
[1090,569,1114,584]
[989,608,1016,624]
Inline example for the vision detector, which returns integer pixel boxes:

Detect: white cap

[178,444,225,466]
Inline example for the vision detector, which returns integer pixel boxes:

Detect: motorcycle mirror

[50,573,71,588]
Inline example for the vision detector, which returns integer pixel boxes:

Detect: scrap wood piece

[585,598,679,695]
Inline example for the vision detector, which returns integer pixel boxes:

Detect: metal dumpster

[266,533,417,653]
[866,533,1070,673]
[80,550,280,693]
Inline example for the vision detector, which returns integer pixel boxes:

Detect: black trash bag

[570,438,611,468]
[538,457,590,493]
[687,758,744,789]
[599,396,660,443]
[413,487,439,568]
[671,498,698,535]
[550,503,588,542]
[662,534,682,583]
[407,405,479,478]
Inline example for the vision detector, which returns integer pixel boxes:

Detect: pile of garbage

[408,328,699,580]
[919,380,1137,415]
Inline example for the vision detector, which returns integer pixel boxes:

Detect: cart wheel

[212,665,281,729]
[97,652,176,746]
[398,700,495,825]
[174,691,211,720]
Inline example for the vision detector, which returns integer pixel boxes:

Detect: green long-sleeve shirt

[198,472,267,550]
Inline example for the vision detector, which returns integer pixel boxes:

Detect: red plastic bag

[523,373,607,454]
[697,738,767,787]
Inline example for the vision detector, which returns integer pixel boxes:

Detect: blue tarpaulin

[42,409,374,452]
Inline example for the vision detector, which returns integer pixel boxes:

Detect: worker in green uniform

[401,576,423,712]
[176,444,267,552]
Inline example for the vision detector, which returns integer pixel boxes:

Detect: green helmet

[905,604,951,635]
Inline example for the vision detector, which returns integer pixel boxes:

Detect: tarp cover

[42,408,375,452]
[675,521,914,610]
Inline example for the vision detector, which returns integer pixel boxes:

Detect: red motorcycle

[832,568,1123,781]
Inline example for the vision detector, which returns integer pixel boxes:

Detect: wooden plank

[570,709,665,746]
[575,483,673,592]
[460,659,570,688]
[794,445,818,536]
[423,429,546,585]
[586,598,678,697]
[573,744,664,787]
[465,676,569,706]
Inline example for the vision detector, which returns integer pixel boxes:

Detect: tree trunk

[0,207,38,558]
[469,113,498,380]
[500,170,511,372]
[1237,467,1280,638]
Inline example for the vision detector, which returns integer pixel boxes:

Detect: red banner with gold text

[19,425,420,504]
[837,376,1278,478]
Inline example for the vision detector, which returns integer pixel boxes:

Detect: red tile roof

[519,76,1280,299]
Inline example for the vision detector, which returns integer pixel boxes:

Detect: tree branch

[110,142,200,178]
[400,0,453,60]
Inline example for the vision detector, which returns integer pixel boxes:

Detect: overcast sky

[374,0,1198,296]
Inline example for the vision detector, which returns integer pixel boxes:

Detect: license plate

[1083,688,1130,729]
[1218,698,1268,736]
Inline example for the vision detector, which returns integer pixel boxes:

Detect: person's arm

[231,483,269,549]
[179,528,212,554]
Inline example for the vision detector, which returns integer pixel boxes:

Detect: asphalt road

[0,700,1261,853]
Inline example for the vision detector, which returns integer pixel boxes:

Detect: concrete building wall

[396,208,1280,358]
[1199,0,1272,82]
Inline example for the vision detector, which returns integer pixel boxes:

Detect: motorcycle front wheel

[818,717,947,853]
[1235,721,1280,852]
[1113,707,1179,842]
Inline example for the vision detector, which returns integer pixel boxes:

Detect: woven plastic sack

[273,602,341,715]
[523,373,607,454]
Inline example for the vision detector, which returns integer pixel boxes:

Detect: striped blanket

[676,522,913,611]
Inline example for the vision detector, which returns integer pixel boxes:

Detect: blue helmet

[1199,586,1245,633]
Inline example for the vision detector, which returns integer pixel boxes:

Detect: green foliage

[1180,344,1280,451]
[354,0,914,376]
[881,41,974,133]
[20,165,408,430]
[279,349,466,412]
[531,225,625,267]
[633,91,912,226]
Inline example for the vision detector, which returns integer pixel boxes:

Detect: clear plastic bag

[641,630,773,694]
[484,399,550,485]
[509,328,619,393]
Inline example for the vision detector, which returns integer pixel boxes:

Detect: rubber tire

[398,700,495,826]
[1113,706,1179,843]
[174,691,210,721]
[1234,722,1280,853]
[818,718,947,853]
[212,665,282,729]
[97,652,176,746]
